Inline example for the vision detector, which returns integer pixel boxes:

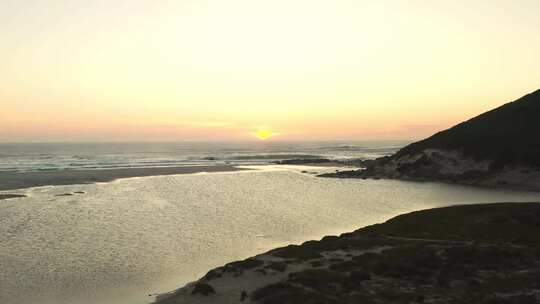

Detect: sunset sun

[250,129,278,140]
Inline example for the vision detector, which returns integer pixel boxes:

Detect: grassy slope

[363,202,540,245]
[166,203,540,304]
[256,203,540,304]
[395,89,540,167]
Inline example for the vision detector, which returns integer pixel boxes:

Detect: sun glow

[250,129,278,140]
[1,1,540,142]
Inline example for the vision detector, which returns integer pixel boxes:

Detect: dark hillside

[396,89,540,167]
[159,203,540,304]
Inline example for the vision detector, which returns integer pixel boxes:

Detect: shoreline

[320,168,540,193]
[154,202,540,304]
[0,165,248,191]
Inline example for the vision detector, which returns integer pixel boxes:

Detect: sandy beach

[0,165,247,191]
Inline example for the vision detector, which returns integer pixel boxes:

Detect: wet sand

[0,166,247,191]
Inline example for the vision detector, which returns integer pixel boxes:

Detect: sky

[1,0,539,142]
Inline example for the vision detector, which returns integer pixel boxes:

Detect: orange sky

[1,0,539,142]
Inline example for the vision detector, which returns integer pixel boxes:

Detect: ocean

[0,141,407,173]
[1,141,540,304]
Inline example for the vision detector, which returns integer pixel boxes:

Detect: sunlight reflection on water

[1,168,539,304]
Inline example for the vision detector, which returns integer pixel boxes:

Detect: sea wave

[227,154,324,160]
[0,141,408,173]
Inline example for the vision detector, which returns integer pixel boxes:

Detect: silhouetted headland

[321,89,540,191]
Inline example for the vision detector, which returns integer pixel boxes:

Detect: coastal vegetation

[155,203,540,304]
[321,89,540,191]
[396,89,540,168]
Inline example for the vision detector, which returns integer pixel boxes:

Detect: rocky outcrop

[272,158,332,165]
[321,149,540,191]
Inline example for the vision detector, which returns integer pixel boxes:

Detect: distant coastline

[0,165,247,191]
